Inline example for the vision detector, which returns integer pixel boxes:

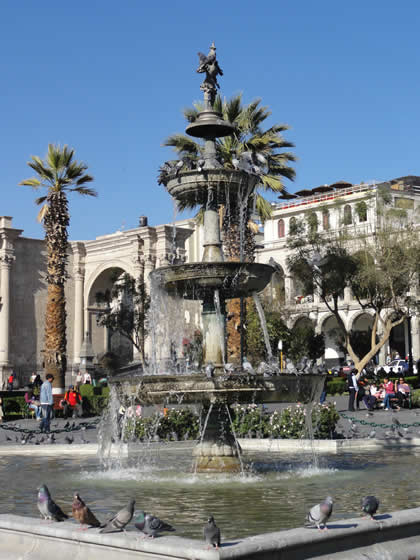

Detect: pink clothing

[397,383,410,394]
[384,381,394,394]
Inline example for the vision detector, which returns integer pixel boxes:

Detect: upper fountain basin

[166,168,259,206]
[150,262,274,300]
[111,372,326,405]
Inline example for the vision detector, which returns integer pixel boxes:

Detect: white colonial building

[257,176,420,367]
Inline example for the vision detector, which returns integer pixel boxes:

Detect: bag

[59,399,67,409]
[32,400,41,407]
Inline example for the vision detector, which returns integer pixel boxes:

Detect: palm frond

[37,204,48,223]
[70,186,98,197]
[75,175,94,186]
[255,195,273,223]
[162,134,201,156]
[34,195,47,205]
[19,177,41,188]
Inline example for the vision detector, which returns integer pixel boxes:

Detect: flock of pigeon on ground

[37,484,380,547]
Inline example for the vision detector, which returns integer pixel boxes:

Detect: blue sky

[1,0,420,240]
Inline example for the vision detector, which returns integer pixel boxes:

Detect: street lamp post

[278,340,283,371]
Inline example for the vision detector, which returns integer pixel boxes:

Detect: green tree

[19,144,96,389]
[95,272,150,365]
[287,189,420,374]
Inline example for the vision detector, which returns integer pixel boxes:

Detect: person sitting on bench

[61,385,83,419]
[395,377,411,409]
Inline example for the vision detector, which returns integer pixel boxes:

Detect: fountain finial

[197,42,223,108]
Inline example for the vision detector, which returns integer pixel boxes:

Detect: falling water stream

[252,293,273,361]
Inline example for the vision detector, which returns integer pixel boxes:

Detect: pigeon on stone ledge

[305,496,333,531]
[204,515,221,549]
[134,511,175,538]
[100,499,135,533]
[361,495,379,520]
[72,492,102,529]
[37,484,68,522]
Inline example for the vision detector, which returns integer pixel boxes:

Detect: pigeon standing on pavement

[361,495,380,520]
[100,499,135,533]
[37,484,68,521]
[72,493,102,529]
[134,511,175,538]
[305,496,333,531]
[205,362,215,379]
[204,515,221,549]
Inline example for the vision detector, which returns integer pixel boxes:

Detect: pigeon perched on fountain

[100,499,135,533]
[204,515,221,549]
[361,495,379,519]
[285,358,295,373]
[205,362,215,378]
[305,496,333,531]
[72,492,102,529]
[37,484,68,522]
[134,511,175,538]
[224,362,235,375]
[242,357,255,375]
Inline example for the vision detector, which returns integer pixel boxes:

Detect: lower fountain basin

[110,373,325,406]
[150,262,274,300]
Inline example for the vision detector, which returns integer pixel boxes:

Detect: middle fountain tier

[114,44,325,473]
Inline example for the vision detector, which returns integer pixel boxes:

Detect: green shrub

[234,402,340,439]
[231,404,270,437]
[327,378,347,395]
[410,389,420,408]
[125,408,200,440]
[80,384,94,397]
[3,396,26,417]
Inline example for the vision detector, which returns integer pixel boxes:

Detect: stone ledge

[1,509,420,560]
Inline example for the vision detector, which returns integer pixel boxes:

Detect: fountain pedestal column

[193,404,242,473]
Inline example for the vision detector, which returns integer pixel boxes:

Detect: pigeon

[63,421,70,429]
[134,511,175,538]
[242,357,255,375]
[205,362,215,378]
[196,158,206,172]
[368,430,376,439]
[5,434,11,442]
[224,362,235,374]
[204,515,221,549]
[361,495,380,520]
[72,493,102,529]
[100,499,135,533]
[174,160,184,177]
[37,484,68,522]
[65,435,74,445]
[305,496,333,531]
[47,433,55,444]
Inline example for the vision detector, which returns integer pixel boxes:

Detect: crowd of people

[347,369,412,412]
[1,369,95,432]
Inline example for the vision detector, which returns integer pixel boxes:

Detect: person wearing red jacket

[62,385,83,419]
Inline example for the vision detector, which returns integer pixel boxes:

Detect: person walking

[347,368,358,412]
[39,374,54,433]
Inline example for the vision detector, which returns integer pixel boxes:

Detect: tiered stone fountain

[113,44,324,472]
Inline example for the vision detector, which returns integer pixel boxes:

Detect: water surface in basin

[2,447,419,540]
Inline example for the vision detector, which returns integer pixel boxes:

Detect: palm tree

[164,95,296,361]
[19,144,97,390]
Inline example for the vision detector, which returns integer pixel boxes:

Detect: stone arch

[84,259,134,303]
[86,264,135,368]
[319,313,344,365]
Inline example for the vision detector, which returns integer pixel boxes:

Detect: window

[277,219,285,238]
[322,210,330,230]
[289,217,298,235]
[355,201,367,222]
[343,204,352,225]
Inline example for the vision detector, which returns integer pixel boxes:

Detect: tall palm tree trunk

[43,190,69,391]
